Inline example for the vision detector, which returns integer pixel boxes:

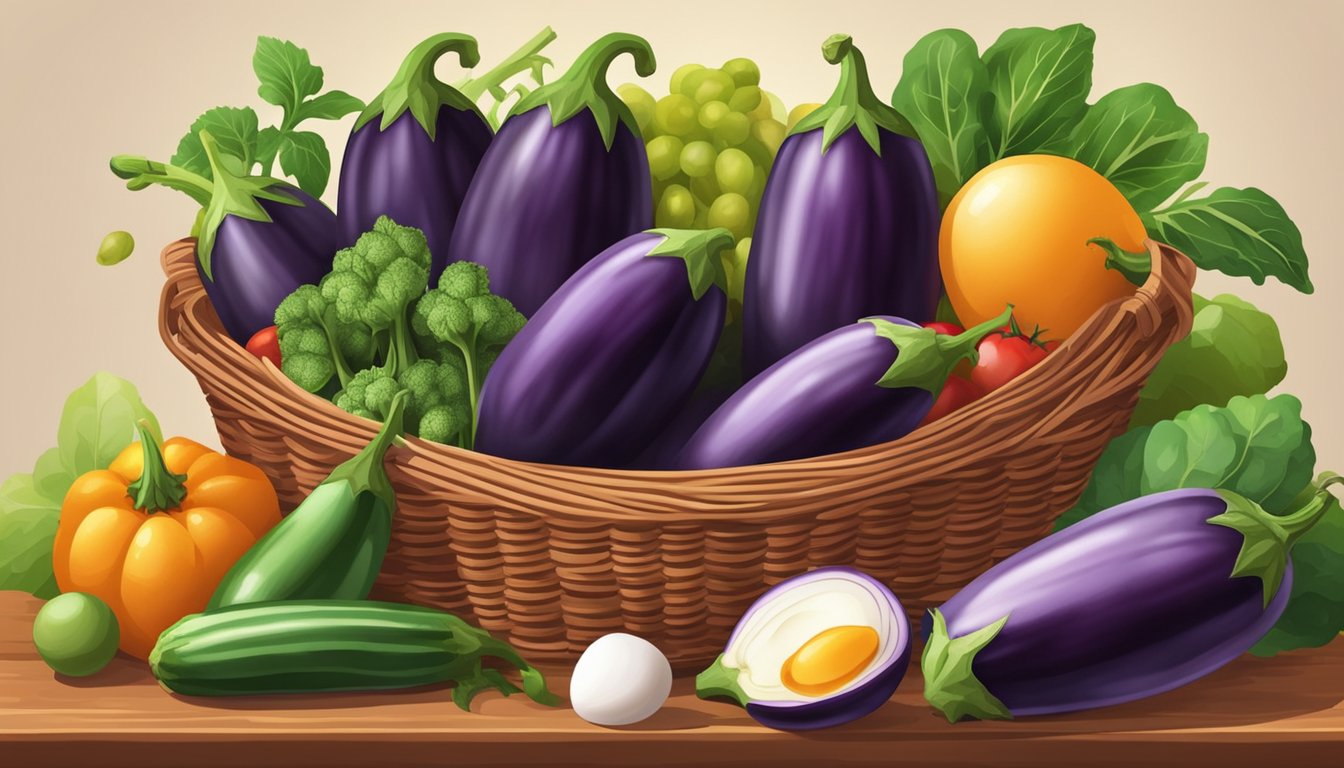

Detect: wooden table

[2,592,1341,767]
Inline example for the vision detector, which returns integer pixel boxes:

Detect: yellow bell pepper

[51,424,281,659]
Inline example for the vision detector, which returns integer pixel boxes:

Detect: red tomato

[245,325,282,368]
[920,376,983,426]
[922,321,976,379]
[971,330,1051,393]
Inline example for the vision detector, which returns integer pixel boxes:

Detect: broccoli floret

[333,368,402,420]
[398,359,471,446]
[321,216,431,379]
[333,360,471,448]
[412,261,525,440]
[274,284,376,393]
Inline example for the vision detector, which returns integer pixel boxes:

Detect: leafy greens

[890,24,1311,293]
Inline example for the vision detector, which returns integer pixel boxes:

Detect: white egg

[569,633,672,726]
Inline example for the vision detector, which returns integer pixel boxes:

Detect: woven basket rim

[159,238,1195,524]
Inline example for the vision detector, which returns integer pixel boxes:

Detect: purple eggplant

[742,34,939,378]
[674,308,1010,469]
[446,33,656,316]
[339,34,493,277]
[475,228,729,468]
[922,476,1344,722]
[110,132,339,342]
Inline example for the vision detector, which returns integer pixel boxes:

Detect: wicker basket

[159,238,1195,669]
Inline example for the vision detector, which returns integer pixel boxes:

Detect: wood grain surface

[2,592,1341,767]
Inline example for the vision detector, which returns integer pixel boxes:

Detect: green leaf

[1142,186,1312,293]
[278,131,330,198]
[0,373,159,597]
[891,29,991,206]
[0,474,61,598]
[171,106,261,180]
[1068,84,1207,211]
[1132,294,1286,428]
[256,126,283,173]
[1252,494,1344,655]
[1059,394,1315,527]
[1143,395,1313,514]
[294,90,364,123]
[57,372,162,477]
[982,24,1095,159]
[253,37,324,117]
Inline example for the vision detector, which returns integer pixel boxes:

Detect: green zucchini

[149,600,559,708]
[208,393,406,610]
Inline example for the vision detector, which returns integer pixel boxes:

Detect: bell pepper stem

[128,420,188,513]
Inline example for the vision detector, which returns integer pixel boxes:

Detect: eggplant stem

[456,26,558,103]
[1277,472,1344,547]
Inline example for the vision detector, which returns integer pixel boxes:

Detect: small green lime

[33,592,120,677]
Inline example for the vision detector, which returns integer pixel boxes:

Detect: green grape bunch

[619,59,811,322]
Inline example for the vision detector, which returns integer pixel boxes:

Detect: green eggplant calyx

[1089,237,1152,286]
[1210,473,1344,607]
[509,32,656,150]
[325,390,408,504]
[862,305,1013,395]
[356,33,483,139]
[790,33,918,155]
[196,130,302,281]
[128,420,188,513]
[645,227,734,301]
[695,654,751,708]
[921,608,1013,723]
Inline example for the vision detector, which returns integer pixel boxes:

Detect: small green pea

[97,230,136,266]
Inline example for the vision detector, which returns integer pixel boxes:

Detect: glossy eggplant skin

[475,231,725,468]
[204,186,340,342]
[674,318,933,469]
[929,488,1293,718]
[338,107,491,276]
[742,129,939,378]
[446,106,652,317]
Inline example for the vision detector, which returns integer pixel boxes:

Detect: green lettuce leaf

[0,373,160,596]
[1068,83,1207,212]
[891,29,991,207]
[982,23,1095,159]
[1132,294,1286,428]
[1142,185,1313,293]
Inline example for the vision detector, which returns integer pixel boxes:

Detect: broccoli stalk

[412,261,525,442]
[321,216,431,380]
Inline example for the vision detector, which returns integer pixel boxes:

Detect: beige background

[0,0,1338,478]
